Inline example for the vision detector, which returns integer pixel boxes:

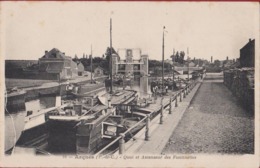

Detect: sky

[1,2,259,61]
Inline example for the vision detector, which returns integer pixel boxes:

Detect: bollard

[145,114,150,141]
[119,133,125,154]
[183,89,186,98]
[159,104,163,124]
[108,99,111,108]
[169,97,172,114]
[179,92,182,102]
[175,96,178,107]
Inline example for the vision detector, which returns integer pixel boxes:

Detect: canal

[5,77,154,153]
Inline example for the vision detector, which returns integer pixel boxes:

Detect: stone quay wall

[223,68,254,113]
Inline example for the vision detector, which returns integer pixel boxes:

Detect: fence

[94,80,198,156]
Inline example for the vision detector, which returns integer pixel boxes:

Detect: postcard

[0,1,259,167]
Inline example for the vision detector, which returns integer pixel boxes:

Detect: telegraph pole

[172,48,175,91]
[110,18,113,94]
[172,48,175,80]
[162,26,165,94]
[90,44,93,83]
[187,47,190,81]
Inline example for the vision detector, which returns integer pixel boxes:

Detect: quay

[95,77,200,155]
[96,73,254,155]
[123,80,201,154]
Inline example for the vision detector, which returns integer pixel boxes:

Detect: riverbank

[5,75,107,106]
[5,79,54,89]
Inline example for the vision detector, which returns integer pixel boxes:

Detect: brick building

[240,39,255,67]
[39,48,82,80]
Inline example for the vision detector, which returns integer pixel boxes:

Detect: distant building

[164,59,173,65]
[112,49,149,76]
[6,49,84,80]
[77,63,84,76]
[187,62,195,67]
[71,60,78,78]
[223,60,233,68]
[240,39,255,67]
[39,48,81,80]
[94,66,104,76]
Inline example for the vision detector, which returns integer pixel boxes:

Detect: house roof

[41,48,68,59]
[94,66,104,70]
[77,62,84,71]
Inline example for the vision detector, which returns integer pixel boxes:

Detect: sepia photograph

[0,1,259,167]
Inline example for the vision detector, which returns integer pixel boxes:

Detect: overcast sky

[2,2,259,61]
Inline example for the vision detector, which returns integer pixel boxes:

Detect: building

[187,62,196,67]
[112,49,149,77]
[39,48,80,80]
[164,59,173,65]
[77,63,84,76]
[240,39,255,67]
[94,66,104,77]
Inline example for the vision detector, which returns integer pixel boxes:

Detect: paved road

[162,73,254,154]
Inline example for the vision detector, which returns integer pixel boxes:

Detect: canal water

[5,96,56,152]
[4,77,153,153]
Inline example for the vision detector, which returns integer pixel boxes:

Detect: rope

[5,87,17,155]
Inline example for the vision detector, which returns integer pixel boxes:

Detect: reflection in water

[5,96,56,152]
[131,77,151,98]
[5,111,26,152]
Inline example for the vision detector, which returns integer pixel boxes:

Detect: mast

[172,48,175,91]
[90,44,93,83]
[187,47,189,81]
[110,18,113,94]
[162,26,165,94]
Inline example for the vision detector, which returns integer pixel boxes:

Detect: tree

[179,51,185,64]
[175,51,179,63]
[214,60,220,67]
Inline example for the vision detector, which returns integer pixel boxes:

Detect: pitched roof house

[39,48,76,80]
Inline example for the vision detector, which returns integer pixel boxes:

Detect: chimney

[45,50,48,54]
[249,38,252,42]
[63,52,65,55]
[211,56,213,63]
[226,56,229,61]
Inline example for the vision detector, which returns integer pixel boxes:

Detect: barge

[46,90,140,154]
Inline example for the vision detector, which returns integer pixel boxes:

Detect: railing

[80,104,100,118]
[95,115,147,156]
[94,79,198,156]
